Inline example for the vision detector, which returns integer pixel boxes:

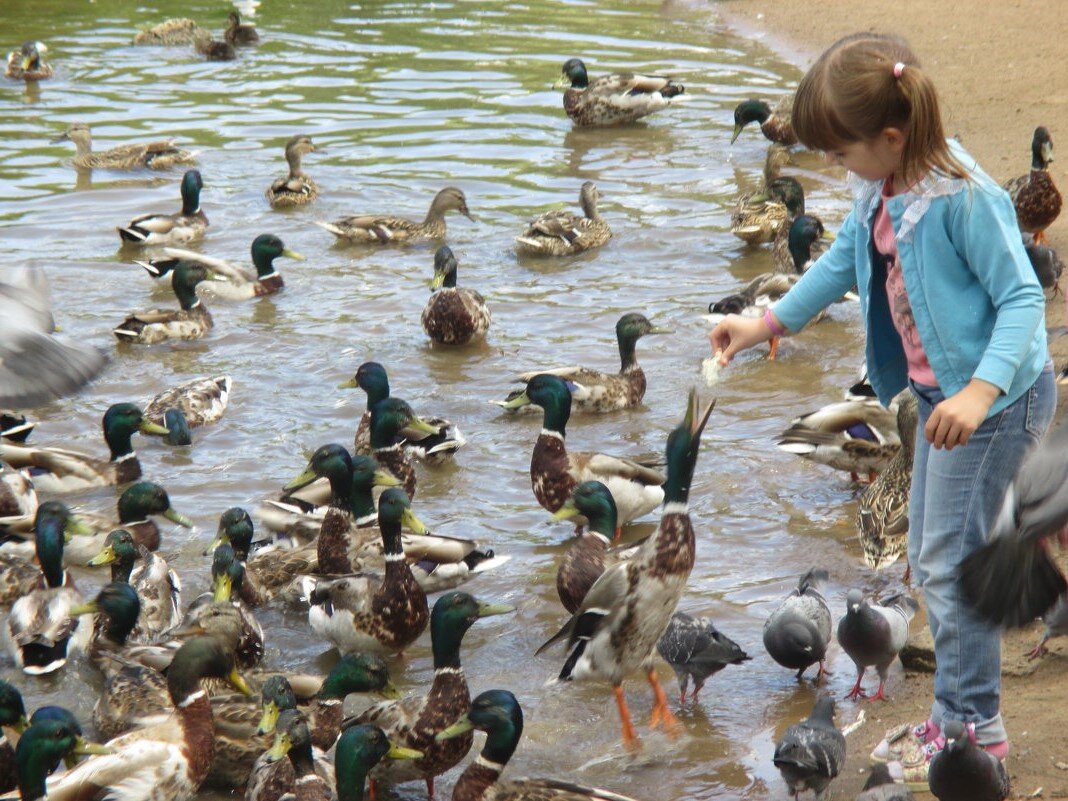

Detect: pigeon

[928,720,1010,801]
[959,421,1068,628]
[763,568,833,680]
[1026,591,1068,659]
[656,611,751,704]
[837,589,918,701]
[856,764,915,801]
[772,695,846,800]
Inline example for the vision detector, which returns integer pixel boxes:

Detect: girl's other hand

[709,314,775,365]
[924,378,1000,450]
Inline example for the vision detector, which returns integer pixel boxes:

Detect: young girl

[711,33,1055,783]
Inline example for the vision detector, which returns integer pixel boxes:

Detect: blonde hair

[793,33,968,185]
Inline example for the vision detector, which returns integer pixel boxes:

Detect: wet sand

[718,2,1068,797]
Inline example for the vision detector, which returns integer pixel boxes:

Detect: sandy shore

[716,2,1068,798]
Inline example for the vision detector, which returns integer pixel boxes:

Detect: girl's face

[823,129,905,183]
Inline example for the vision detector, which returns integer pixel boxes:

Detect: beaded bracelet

[763,308,786,337]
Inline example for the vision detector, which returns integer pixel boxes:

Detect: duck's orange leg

[369,779,378,801]
[613,684,640,751]
[1035,229,1049,245]
[647,669,682,737]
[768,335,780,360]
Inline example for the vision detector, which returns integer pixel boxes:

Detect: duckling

[117,169,209,246]
[731,97,795,146]
[193,29,237,61]
[0,404,168,493]
[88,529,181,643]
[421,246,491,345]
[346,592,513,801]
[496,312,670,414]
[514,182,612,256]
[316,187,474,244]
[5,42,52,81]
[225,11,260,45]
[1004,126,1062,244]
[773,214,835,274]
[501,374,665,526]
[52,124,198,171]
[144,376,232,429]
[114,262,221,344]
[554,58,684,127]
[133,19,209,46]
[266,136,318,208]
[731,169,804,247]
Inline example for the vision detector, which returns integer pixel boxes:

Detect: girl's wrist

[763,308,786,337]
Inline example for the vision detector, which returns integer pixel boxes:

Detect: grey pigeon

[772,695,845,800]
[656,611,750,703]
[928,720,1010,801]
[1026,591,1068,659]
[856,764,914,801]
[763,568,833,680]
[1025,236,1064,290]
[960,421,1068,627]
[837,589,918,701]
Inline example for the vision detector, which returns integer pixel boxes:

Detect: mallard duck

[133,19,208,46]
[76,481,192,554]
[266,136,318,208]
[0,681,28,793]
[0,466,35,535]
[856,393,918,579]
[495,313,669,415]
[772,214,835,274]
[0,497,90,607]
[183,545,264,668]
[0,404,168,494]
[117,169,208,246]
[225,12,259,45]
[193,30,236,61]
[5,43,52,81]
[0,414,34,443]
[514,182,611,256]
[342,362,465,466]
[439,690,642,801]
[551,481,624,613]
[368,399,439,499]
[703,273,806,360]
[731,97,795,146]
[88,529,181,642]
[656,612,750,704]
[421,246,491,345]
[1004,126,1062,244]
[29,636,251,801]
[114,262,221,344]
[12,717,117,801]
[303,488,429,655]
[777,397,900,483]
[347,591,513,800]
[246,709,331,801]
[5,502,91,675]
[143,376,232,429]
[536,391,713,750]
[731,172,804,246]
[315,187,473,244]
[52,124,198,171]
[554,58,684,127]
[500,374,665,526]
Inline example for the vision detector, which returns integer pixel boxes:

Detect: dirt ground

[715,1,1068,797]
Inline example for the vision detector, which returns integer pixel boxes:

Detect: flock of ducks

[2,11,1066,801]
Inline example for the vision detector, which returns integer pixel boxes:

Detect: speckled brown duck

[421,246,491,344]
[514,182,611,257]
[554,58,684,127]
[266,135,318,208]
[52,123,198,171]
[315,186,474,244]
[5,42,52,80]
[1004,126,1062,244]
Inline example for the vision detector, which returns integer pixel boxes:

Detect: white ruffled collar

[848,170,969,242]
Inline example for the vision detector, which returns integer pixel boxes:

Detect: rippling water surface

[0,1,894,798]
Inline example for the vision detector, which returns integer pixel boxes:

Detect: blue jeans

[907,367,1055,745]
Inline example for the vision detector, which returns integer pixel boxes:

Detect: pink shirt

[873,178,939,386]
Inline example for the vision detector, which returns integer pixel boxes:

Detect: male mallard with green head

[1004,126,1062,244]
[555,58,684,127]
[438,690,643,801]
[75,481,192,554]
[731,97,795,146]
[52,123,198,171]
[514,182,611,256]
[501,374,665,526]
[115,262,221,344]
[496,313,670,414]
[267,135,318,208]
[367,399,440,499]
[5,42,52,81]
[772,214,835,274]
[183,544,264,668]
[421,246,491,345]
[13,717,116,801]
[0,404,168,493]
[0,680,28,793]
[537,391,714,750]
[225,11,259,45]
[144,376,231,428]
[142,235,303,300]
[731,165,803,246]
[551,481,625,613]
[88,530,181,642]
[117,169,208,246]
[316,187,474,244]
[347,591,513,801]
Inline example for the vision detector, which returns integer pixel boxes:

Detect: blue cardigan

[772,144,1047,415]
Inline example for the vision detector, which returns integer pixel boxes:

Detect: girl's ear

[882,127,907,154]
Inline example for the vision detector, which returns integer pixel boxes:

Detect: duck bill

[73,737,115,756]
[213,573,233,603]
[139,420,170,436]
[281,248,305,261]
[475,600,515,618]
[821,229,836,241]
[21,57,33,71]
[435,716,473,741]
[257,701,280,734]
[730,123,744,144]
[264,734,292,763]
[337,377,359,389]
[203,534,227,556]
[408,416,440,435]
[67,600,100,617]
[550,499,581,522]
[228,667,253,696]
[1041,141,1054,164]
[552,75,570,90]
[284,466,319,491]
[164,507,193,527]
[50,132,70,143]
[387,743,424,760]
[499,390,532,410]
[65,515,94,537]
[646,326,673,335]
[429,272,446,290]
[378,679,401,700]
[373,469,402,488]
[87,546,116,567]
[400,507,427,536]
[461,209,476,222]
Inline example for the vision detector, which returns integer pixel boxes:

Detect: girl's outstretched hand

[925,378,1000,450]
[710,314,775,365]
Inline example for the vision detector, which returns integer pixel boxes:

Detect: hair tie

[893,62,906,78]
